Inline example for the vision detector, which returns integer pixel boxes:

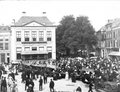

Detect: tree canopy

[56,15,98,58]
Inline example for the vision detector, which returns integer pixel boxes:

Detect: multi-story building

[98,19,120,59]
[96,27,106,58]
[11,16,56,61]
[0,26,11,64]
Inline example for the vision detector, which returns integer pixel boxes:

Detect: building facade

[11,16,56,61]
[0,26,11,64]
[98,19,120,59]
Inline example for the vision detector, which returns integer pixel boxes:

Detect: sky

[0,0,120,31]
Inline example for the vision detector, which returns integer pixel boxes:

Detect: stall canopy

[109,52,120,56]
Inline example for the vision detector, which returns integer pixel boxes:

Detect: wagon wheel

[105,84,112,92]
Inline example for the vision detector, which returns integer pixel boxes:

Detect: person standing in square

[49,79,55,92]
[39,76,43,91]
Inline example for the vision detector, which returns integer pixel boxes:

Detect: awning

[21,51,48,55]
[109,52,120,56]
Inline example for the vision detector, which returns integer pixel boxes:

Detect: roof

[13,16,55,27]
[0,26,11,32]
[112,18,120,28]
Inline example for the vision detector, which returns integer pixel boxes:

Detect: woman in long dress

[65,71,69,80]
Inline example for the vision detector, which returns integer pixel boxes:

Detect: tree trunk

[66,48,71,57]
[86,44,90,58]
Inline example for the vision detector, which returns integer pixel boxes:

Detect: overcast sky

[0,0,120,31]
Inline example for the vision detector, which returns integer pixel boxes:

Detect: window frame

[39,47,44,51]
[0,43,3,50]
[32,31,37,41]
[24,31,30,41]
[16,31,21,41]
[32,47,37,51]
[47,31,52,41]
[5,43,9,50]
[39,31,44,41]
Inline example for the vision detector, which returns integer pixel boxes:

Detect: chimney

[22,11,26,16]
[42,12,46,17]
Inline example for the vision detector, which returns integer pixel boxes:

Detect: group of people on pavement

[20,65,55,92]
[0,76,7,92]
[1,55,120,92]
[0,69,18,92]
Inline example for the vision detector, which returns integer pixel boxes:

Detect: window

[0,43,3,50]
[39,31,44,41]
[5,43,8,50]
[32,47,37,51]
[16,53,21,59]
[113,32,115,38]
[47,46,52,52]
[16,47,22,52]
[113,40,115,47]
[5,39,9,41]
[32,31,37,41]
[0,36,3,41]
[24,31,29,41]
[16,31,21,41]
[47,31,52,41]
[39,47,44,51]
[48,52,52,58]
[25,47,30,51]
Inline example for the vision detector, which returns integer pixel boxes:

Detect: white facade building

[0,26,11,64]
[11,16,56,61]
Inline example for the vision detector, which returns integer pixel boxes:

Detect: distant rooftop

[112,18,120,28]
[0,26,11,32]
[12,16,55,27]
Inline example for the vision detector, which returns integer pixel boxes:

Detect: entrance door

[7,57,10,64]
[1,53,5,64]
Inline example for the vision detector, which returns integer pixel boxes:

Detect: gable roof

[13,16,55,27]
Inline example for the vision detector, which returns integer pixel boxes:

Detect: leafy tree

[56,15,75,57]
[56,15,98,57]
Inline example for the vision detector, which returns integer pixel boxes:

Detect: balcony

[22,41,47,44]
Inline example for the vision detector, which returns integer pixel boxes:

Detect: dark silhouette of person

[49,79,55,92]
[0,70,2,79]
[88,81,93,92]
[39,76,43,91]
[25,78,30,90]
[43,73,47,84]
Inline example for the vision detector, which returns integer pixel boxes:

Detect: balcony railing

[22,41,47,44]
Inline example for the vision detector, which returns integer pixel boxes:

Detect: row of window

[16,52,52,60]
[0,36,9,41]
[105,40,120,48]
[0,43,9,50]
[16,31,52,42]
[106,31,119,39]
[16,46,52,52]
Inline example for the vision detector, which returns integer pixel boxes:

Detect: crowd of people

[0,56,120,92]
